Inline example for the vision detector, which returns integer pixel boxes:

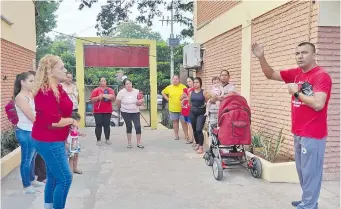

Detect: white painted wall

[318,1,340,27]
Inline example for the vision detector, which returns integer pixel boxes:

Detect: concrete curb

[1,147,21,179]
[245,151,299,183]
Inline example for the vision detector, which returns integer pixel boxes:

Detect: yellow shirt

[162,84,186,112]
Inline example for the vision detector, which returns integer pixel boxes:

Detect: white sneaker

[32,180,45,187]
[23,186,36,194]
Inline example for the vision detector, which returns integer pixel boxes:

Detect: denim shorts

[183,116,191,123]
[169,112,185,121]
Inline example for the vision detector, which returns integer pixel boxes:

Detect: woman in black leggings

[189,77,207,154]
[116,78,144,148]
[90,77,116,146]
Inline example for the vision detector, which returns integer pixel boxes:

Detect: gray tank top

[190,89,205,108]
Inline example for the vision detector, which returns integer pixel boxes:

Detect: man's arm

[288,73,331,111]
[252,43,283,81]
[298,93,327,111]
[258,57,283,81]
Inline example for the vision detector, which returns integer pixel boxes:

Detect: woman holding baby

[188,70,237,154]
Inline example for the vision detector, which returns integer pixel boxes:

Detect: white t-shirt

[116,88,140,113]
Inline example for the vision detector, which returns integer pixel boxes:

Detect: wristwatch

[294,92,300,99]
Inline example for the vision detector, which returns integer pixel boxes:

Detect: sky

[53,0,192,42]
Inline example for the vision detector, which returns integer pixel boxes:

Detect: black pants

[34,153,46,182]
[121,112,142,134]
[190,109,206,146]
[94,113,111,141]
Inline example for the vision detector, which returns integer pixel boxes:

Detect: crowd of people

[161,70,238,154]
[7,41,332,209]
[8,54,147,209]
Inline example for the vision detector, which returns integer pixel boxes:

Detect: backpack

[5,99,18,126]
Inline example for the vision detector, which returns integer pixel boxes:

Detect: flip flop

[137,144,144,149]
[74,170,83,174]
[127,144,133,148]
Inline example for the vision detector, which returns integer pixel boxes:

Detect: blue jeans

[294,136,326,209]
[33,139,72,209]
[15,128,36,188]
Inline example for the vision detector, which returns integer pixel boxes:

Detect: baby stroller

[203,95,262,181]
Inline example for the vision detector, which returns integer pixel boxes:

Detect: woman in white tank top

[14,72,43,194]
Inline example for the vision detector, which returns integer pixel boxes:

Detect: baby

[66,112,85,174]
[205,76,224,116]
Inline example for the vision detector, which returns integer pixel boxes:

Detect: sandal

[196,150,204,154]
[174,137,180,140]
[127,144,133,148]
[74,170,83,174]
[137,144,144,149]
[185,140,193,144]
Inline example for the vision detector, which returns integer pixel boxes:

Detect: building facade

[194,0,340,180]
[1,0,37,129]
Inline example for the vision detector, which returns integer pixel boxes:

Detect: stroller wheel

[203,152,214,166]
[249,157,262,178]
[212,158,223,181]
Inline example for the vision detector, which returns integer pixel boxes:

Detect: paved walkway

[1,126,340,209]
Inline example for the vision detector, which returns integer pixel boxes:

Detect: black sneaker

[291,201,301,207]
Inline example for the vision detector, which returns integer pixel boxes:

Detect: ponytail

[13,72,31,98]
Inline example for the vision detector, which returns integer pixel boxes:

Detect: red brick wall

[197,0,241,28]
[250,0,318,159]
[315,26,340,180]
[197,26,242,91]
[1,39,36,129]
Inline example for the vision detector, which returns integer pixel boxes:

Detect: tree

[110,21,163,42]
[35,1,60,62]
[79,0,193,39]
[38,34,77,75]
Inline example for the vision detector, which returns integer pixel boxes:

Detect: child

[205,76,224,117]
[66,112,85,174]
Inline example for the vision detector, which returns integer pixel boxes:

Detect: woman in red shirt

[90,77,115,146]
[32,55,76,209]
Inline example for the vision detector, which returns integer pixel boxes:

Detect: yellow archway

[75,37,157,129]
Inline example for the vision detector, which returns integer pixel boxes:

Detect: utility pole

[170,3,174,80]
[159,1,179,83]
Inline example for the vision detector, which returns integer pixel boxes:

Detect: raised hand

[251,43,265,58]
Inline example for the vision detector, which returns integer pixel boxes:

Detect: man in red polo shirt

[252,42,332,209]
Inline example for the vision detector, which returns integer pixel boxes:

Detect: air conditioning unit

[183,43,202,69]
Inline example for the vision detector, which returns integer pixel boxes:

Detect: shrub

[1,128,19,158]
